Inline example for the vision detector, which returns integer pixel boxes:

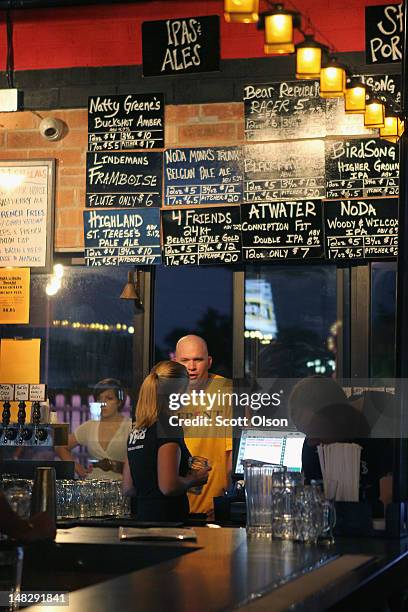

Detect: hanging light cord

[6,5,14,89]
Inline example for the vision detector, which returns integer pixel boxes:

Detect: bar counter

[20,526,408,611]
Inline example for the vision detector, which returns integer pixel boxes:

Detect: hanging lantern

[295,35,327,79]
[398,118,405,137]
[364,97,385,128]
[224,0,259,24]
[380,115,399,139]
[344,77,366,114]
[320,57,346,98]
[259,4,299,55]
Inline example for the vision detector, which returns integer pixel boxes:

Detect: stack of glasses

[56,479,131,519]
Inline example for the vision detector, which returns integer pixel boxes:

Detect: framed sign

[365,4,403,64]
[0,160,55,273]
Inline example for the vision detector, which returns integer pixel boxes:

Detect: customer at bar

[0,492,56,542]
[55,378,132,479]
[122,361,210,522]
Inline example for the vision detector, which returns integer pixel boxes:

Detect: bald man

[174,335,232,517]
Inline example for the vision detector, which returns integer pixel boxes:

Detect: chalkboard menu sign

[164,146,243,206]
[365,4,402,64]
[244,80,326,141]
[86,151,163,208]
[84,209,161,266]
[88,94,165,150]
[324,198,398,260]
[161,206,242,265]
[325,138,398,199]
[244,141,325,202]
[142,16,220,77]
[362,73,401,107]
[241,200,324,261]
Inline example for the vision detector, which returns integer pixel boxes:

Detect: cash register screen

[234,429,305,476]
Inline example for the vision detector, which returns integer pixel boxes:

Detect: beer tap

[17,400,26,444]
[2,400,16,442]
[32,401,47,443]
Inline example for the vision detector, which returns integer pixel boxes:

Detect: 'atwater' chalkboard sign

[365,4,402,64]
[164,146,243,206]
[86,151,163,208]
[161,206,242,266]
[324,198,398,260]
[88,94,165,150]
[325,138,399,200]
[83,208,161,266]
[142,16,220,77]
[244,141,325,202]
[241,200,324,261]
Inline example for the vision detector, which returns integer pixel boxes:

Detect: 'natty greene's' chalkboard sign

[241,200,324,261]
[366,4,402,64]
[324,198,398,260]
[244,141,325,202]
[84,208,161,266]
[142,16,220,77]
[88,94,165,150]
[162,206,242,266]
[325,138,399,200]
[86,151,163,208]
[164,146,243,206]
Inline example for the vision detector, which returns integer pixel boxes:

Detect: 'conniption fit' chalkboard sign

[161,206,242,266]
[164,146,243,206]
[88,94,165,150]
[86,151,163,208]
[324,198,398,260]
[241,200,324,261]
[244,140,325,202]
[365,4,402,64]
[325,138,399,200]
[84,208,161,266]
[142,16,220,77]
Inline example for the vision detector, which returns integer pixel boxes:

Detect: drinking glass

[0,546,24,611]
[244,461,276,537]
[272,469,303,540]
[188,456,209,495]
[4,487,31,521]
[294,485,322,544]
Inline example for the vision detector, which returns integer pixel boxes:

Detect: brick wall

[0,102,244,251]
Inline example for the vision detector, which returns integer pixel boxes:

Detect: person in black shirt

[123,361,211,522]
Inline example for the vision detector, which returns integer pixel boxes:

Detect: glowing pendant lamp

[260,4,299,55]
[344,77,366,114]
[320,57,346,98]
[380,115,399,139]
[364,97,385,128]
[295,35,327,79]
[224,0,259,24]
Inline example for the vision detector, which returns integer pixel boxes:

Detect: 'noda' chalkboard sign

[241,200,324,261]
[88,93,165,150]
[365,4,403,64]
[142,16,220,77]
[161,206,242,266]
[324,198,398,260]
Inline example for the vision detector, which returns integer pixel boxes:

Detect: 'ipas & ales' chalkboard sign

[142,16,220,77]
[164,146,243,206]
[244,141,325,202]
[241,200,323,261]
[324,198,398,260]
[161,206,242,266]
[365,4,402,64]
[325,138,398,200]
[88,94,165,150]
[86,152,163,208]
[84,209,161,266]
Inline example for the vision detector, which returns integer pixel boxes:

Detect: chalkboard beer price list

[88,94,165,151]
[164,146,243,206]
[86,151,163,208]
[244,141,325,202]
[324,198,398,260]
[241,200,324,261]
[325,138,399,199]
[161,206,242,266]
[84,208,161,266]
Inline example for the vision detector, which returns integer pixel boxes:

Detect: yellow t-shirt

[181,375,233,515]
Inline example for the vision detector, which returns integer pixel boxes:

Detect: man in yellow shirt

[174,335,232,517]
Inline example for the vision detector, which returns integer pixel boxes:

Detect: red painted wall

[0,0,399,71]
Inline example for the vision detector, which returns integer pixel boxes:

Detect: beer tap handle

[2,400,11,427]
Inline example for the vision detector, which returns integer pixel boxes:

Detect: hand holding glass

[188,456,211,495]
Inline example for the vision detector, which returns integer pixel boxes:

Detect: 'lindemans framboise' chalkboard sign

[88,94,165,150]
[142,16,220,77]
[324,198,398,260]
[365,4,403,64]
[86,151,163,208]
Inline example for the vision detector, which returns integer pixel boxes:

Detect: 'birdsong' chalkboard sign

[325,138,399,200]
[362,73,401,107]
[241,200,324,261]
[88,94,165,150]
[86,151,163,208]
[164,146,243,206]
[83,208,161,266]
[365,4,402,64]
[142,16,220,77]
[324,198,398,260]
[161,206,242,265]
[244,140,325,202]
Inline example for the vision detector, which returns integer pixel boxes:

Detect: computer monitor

[234,429,305,477]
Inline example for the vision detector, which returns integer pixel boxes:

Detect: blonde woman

[123,361,211,522]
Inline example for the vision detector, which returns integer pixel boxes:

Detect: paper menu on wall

[0,338,41,383]
[0,268,30,324]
